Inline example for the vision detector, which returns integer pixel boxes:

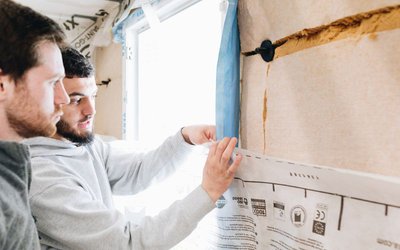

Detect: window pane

[116,2,223,248]
[137,0,221,147]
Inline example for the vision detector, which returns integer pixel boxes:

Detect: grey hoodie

[0,141,40,250]
[24,131,215,250]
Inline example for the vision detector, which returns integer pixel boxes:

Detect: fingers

[213,137,237,164]
[202,137,242,202]
[215,137,230,159]
[221,138,237,164]
[207,140,218,155]
[182,125,216,145]
[202,125,216,144]
[227,153,242,176]
[207,126,216,141]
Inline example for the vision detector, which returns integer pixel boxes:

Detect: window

[114,1,225,248]
[124,0,225,146]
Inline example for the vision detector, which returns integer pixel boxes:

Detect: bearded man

[0,0,69,248]
[25,47,242,250]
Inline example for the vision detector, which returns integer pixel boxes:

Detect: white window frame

[115,4,230,247]
[122,0,203,142]
[122,0,227,142]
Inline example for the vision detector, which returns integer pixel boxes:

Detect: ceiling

[14,0,125,57]
[15,0,121,19]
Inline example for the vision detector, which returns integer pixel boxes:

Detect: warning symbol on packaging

[216,196,226,209]
[251,198,266,216]
[290,205,306,227]
[312,203,328,236]
[273,201,285,221]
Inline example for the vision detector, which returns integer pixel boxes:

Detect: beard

[56,118,94,146]
[6,84,59,138]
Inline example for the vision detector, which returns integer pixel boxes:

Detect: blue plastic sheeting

[112,0,161,43]
[114,0,240,140]
[216,0,240,141]
[112,7,143,43]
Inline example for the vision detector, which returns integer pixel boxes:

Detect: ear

[0,69,15,101]
[0,68,4,91]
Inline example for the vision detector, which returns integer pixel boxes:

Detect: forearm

[133,186,215,249]
[30,185,214,250]
[106,130,194,195]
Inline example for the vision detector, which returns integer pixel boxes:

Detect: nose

[54,81,70,105]
[83,98,96,117]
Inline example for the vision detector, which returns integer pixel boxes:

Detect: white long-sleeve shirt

[24,131,215,250]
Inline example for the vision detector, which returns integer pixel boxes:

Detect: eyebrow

[69,90,98,97]
[49,74,65,82]
[69,92,85,97]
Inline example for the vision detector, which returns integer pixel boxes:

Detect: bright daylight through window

[114,2,225,248]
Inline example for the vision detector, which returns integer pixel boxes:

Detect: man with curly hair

[25,47,242,249]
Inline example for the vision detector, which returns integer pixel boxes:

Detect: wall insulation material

[238,1,400,176]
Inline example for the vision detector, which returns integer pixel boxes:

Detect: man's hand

[181,125,216,145]
[201,137,242,202]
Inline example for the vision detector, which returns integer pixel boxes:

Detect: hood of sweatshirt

[22,136,89,158]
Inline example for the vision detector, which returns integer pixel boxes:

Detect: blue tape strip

[216,0,240,141]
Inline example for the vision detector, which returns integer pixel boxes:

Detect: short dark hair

[61,47,94,78]
[0,0,66,81]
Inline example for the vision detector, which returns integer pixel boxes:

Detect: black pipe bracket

[242,39,283,62]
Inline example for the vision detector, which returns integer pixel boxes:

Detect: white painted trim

[122,0,202,141]
[121,30,139,141]
[125,0,201,33]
